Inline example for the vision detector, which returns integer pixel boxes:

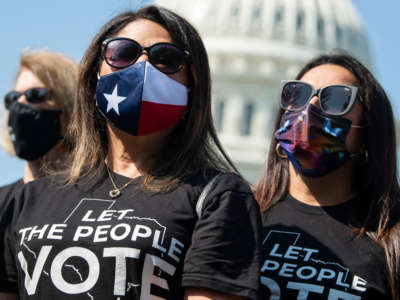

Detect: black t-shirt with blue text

[260,194,391,299]
[1,168,262,299]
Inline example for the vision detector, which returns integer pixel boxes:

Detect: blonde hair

[0,49,78,158]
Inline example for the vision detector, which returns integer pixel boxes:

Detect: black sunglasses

[102,37,190,74]
[4,88,50,109]
[280,80,363,116]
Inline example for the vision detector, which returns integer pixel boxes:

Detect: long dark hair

[63,5,236,188]
[256,53,400,298]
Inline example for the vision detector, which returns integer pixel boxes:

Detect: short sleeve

[182,173,262,300]
[0,197,18,293]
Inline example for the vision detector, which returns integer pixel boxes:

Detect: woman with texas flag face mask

[256,53,400,299]
[0,5,262,300]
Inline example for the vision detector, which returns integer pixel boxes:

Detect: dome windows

[317,16,326,48]
[273,3,285,40]
[215,99,225,133]
[203,1,219,34]
[241,102,255,136]
[226,0,241,34]
[249,0,264,35]
[231,2,240,18]
[274,5,284,23]
[335,23,343,45]
[296,11,305,31]
[253,4,262,20]
[296,9,306,44]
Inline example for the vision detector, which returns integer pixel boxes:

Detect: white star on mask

[103,85,127,115]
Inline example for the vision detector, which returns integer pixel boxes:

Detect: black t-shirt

[260,194,391,299]
[0,179,24,227]
[1,168,262,299]
[0,178,24,292]
[0,179,24,222]
[0,178,24,219]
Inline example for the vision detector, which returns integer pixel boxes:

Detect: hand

[184,287,246,300]
[0,293,19,300]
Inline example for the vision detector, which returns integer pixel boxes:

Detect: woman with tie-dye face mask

[256,53,400,300]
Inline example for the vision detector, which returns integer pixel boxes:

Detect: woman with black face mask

[256,53,400,299]
[0,49,77,299]
[0,50,78,180]
[0,6,262,300]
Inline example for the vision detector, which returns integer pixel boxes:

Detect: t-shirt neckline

[107,166,143,183]
[286,193,358,216]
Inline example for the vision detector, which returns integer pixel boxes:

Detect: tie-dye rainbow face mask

[275,105,352,177]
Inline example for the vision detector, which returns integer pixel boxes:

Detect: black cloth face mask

[8,102,62,161]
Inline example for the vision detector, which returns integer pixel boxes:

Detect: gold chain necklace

[106,165,135,198]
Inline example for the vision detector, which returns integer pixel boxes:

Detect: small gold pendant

[109,189,121,198]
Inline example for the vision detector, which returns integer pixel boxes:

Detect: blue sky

[0,0,399,185]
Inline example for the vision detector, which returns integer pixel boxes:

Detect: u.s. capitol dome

[156,0,371,182]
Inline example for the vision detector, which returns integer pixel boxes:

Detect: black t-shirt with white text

[1,168,262,299]
[260,194,390,299]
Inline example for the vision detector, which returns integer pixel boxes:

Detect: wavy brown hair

[256,53,400,299]
[63,5,236,189]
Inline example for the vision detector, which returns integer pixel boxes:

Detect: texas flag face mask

[96,61,188,136]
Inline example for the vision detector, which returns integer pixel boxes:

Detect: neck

[23,160,44,183]
[22,141,67,183]
[106,124,170,178]
[288,160,358,207]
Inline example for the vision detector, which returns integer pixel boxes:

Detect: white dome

[156,0,371,68]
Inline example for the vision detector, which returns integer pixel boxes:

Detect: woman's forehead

[15,69,45,91]
[300,64,358,89]
[115,19,172,47]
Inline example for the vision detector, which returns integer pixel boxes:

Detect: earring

[350,149,369,161]
[276,143,288,159]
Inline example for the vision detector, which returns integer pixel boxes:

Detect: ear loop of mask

[181,64,195,120]
[348,122,365,157]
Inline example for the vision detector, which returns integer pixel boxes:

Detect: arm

[184,287,245,300]
[0,197,20,298]
[182,174,262,300]
[0,292,19,300]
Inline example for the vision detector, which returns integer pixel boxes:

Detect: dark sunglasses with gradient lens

[102,37,190,74]
[4,88,50,109]
[280,80,362,116]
